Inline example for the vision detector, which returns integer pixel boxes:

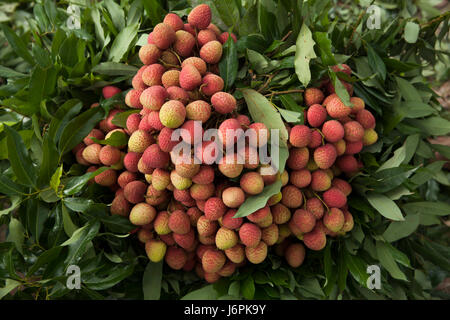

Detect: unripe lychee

[200,40,222,64]
[128,130,154,153]
[221,210,243,230]
[289,125,311,147]
[225,244,245,264]
[102,86,121,99]
[153,211,171,235]
[123,180,146,204]
[173,30,196,57]
[334,139,347,156]
[99,145,121,166]
[323,207,345,232]
[290,169,312,188]
[314,144,337,169]
[281,185,303,209]
[197,29,217,47]
[163,13,184,31]
[305,198,325,219]
[84,129,104,146]
[310,169,332,191]
[211,91,236,114]
[165,246,187,270]
[304,87,324,106]
[152,23,176,50]
[218,154,244,178]
[285,243,306,268]
[240,172,264,195]
[158,100,186,129]
[326,95,351,118]
[261,224,278,246]
[139,44,161,65]
[204,197,227,221]
[129,203,156,226]
[222,187,245,208]
[186,100,211,123]
[272,204,291,224]
[161,70,180,88]
[200,73,224,96]
[215,227,238,250]
[303,226,326,251]
[181,57,207,75]
[168,209,191,235]
[118,171,137,189]
[322,120,345,143]
[179,64,202,91]
[239,223,261,248]
[170,170,192,190]
[188,4,212,30]
[197,215,218,236]
[292,209,316,233]
[142,63,165,87]
[286,147,309,170]
[363,128,378,146]
[82,144,102,164]
[245,241,267,264]
[145,240,167,262]
[111,194,130,217]
[341,211,354,232]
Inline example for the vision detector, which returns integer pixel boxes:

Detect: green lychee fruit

[154,211,171,235]
[159,100,186,128]
[215,227,238,250]
[145,240,167,262]
[222,187,245,208]
[129,203,157,226]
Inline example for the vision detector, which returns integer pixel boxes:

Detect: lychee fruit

[181,57,207,75]
[173,228,195,249]
[238,223,261,248]
[82,144,102,164]
[126,113,141,134]
[204,197,227,221]
[363,128,378,146]
[142,63,165,87]
[163,13,184,31]
[245,241,267,264]
[152,23,176,50]
[202,249,226,273]
[261,224,278,246]
[215,227,238,250]
[170,170,192,190]
[221,210,243,230]
[158,100,186,129]
[142,144,170,169]
[218,32,237,44]
[272,204,291,224]
[188,4,212,30]
[145,240,167,262]
[102,86,121,99]
[307,104,327,127]
[129,203,156,226]
[325,95,351,118]
[168,210,191,234]
[290,169,312,188]
[83,129,104,146]
[139,44,161,65]
[286,147,309,170]
[99,145,121,166]
[323,207,345,232]
[165,246,187,270]
[154,211,171,235]
[192,166,215,184]
[197,215,218,236]
[190,183,215,200]
[336,155,358,173]
[173,30,196,57]
[314,144,337,169]
[197,29,217,47]
[240,172,264,195]
[225,244,245,264]
[199,40,222,64]
[343,121,364,142]
[247,206,271,224]
[281,185,303,209]
[331,178,352,196]
[123,180,147,204]
[292,209,316,233]
[285,243,306,268]
[305,198,325,219]
[128,130,154,153]
[179,64,202,91]
[289,124,311,147]
[322,120,345,143]
[110,194,130,217]
[211,91,236,114]
[302,226,327,250]
[304,88,324,106]
[323,187,347,208]
[218,154,244,178]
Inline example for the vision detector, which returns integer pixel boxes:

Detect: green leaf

[92,62,138,76]
[0,176,26,196]
[6,218,24,254]
[219,35,238,91]
[38,134,60,187]
[395,77,422,102]
[383,213,420,242]
[0,65,27,78]
[404,21,420,43]
[62,204,78,237]
[277,108,304,124]
[0,279,21,300]
[402,201,450,216]
[241,88,289,147]
[105,0,125,32]
[403,134,420,164]
[366,192,404,221]
[0,196,21,217]
[212,0,239,27]
[85,264,134,290]
[294,23,316,87]
[111,109,140,128]
[430,144,450,159]
[58,106,105,155]
[28,66,57,111]
[50,165,63,193]
[329,70,351,106]
[410,161,446,187]
[345,250,369,286]
[377,144,406,172]
[314,32,336,66]
[142,0,166,25]
[181,284,219,300]
[63,167,109,196]
[26,246,63,277]
[109,23,139,62]
[407,117,450,136]
[279,95,304,113]
[27,199,49,244]
[0,24,34,64]
[91,130,128,147]
[143,261,163,300]
[396,101,436,118]
[375,241,407,281]
[234,180,282,218]
[4,125,37,188]
[62,221,100,266]
[367,44,386,81]
[241,276,255,300]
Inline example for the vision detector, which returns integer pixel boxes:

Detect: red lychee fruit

[111,193,130,217]
[306,198,325,219]
[102,86,121,99]
[345,140,363,155]
[173,30,196,57]
[142,144,170,169]
[326,95,352,118]
[126,113,141,134]
[202,249,226,274]
[82,143,102,164]
[190,183,215,200]
[181,57,207,75]
[287,147,309,170]
[304,87,324,106]
[199,40,222,64]
[323,187,347,208]
[218,154,244,178]
[289,124,311,147]
[218,261,236,277]
[285,243,306,268]
[307,104,327,127]
[186,100,211,123]
[247,206,271,224]
[152,23,176,50]
[142,63,165,87]
[197,215,218,236]
[272,203,291,224]
[163,13,184,31]
[197,29,217,47]
[314,144,337,169]
[248,122,270,147]
[123,152,141,173]
[303,226,326,250]
[188,4,212,30]
[219,32,237,44]
[344,121,364,142]
[179,64,202,91]
[204,197,227,221]
[168,210,191,235]
[166,86,189,104]
[225,244,245,264]
[94,169,117,187]
[308,129,323,148]
[221,210,243,230]
[356,109,376,129]
[99,145,121,166]
[332,178,352,196]
[323,207,345,232]
[322,120,345,143]
[245,241,267,264]
[158,127,179,153]
[336,155,358,173]
[84,129,104,146]
[261,224,278,246]
[173,228,195,249]
[165,247,187,270]
[341,211,354,232]
[117,171,137,189]
[123,180,146,204]
[292,209,316,233]
[192,166,215,185]
[218,118,243,148]
[310,169,332,191]
[290,169,312,188]
[139,44,161,65]
[211,91,237,114]
[239,223,261,248]
[200,73,224,96]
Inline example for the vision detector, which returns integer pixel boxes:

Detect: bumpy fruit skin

[281,185,303,209]
[188,4,212,30]
[211,91,236,114]
[322,120,345,143]
[163,13,184,31]
[310,170,332,191]
[154,211,171,235]
[307,104,327,127]
[138,229,153,243]
[221,187,244,208]
[204,197,227,221]
[248,122,270,147]
[344,121,364,142]
[218,154,244,178]
[186,100,211,123]
[239,223,261,248]
[145,240,167,262]
[285,243,306,268]
[128,130,154,153]
[363,128,378,146]
[170,170,192,190]
[221,210,243,230]
[99,145,121,166]
[290,169,312,188]
[165,247,188,270]
[102,86,121,99]
[84,129,104,146]
[261,224,279,246]
[218,261,236,277]
[168,210,191,234]
[111,194,130,216]
[341,211,354,232]
[179,64,202,91]
[166,86,189,105]
[326,95,351,118]
[356,109,375,129]
[323,207,345,232]
[200,40,222,64]
[139,44,161,65]
[124,180,147,204]
[345,141,362,155]
[190,183,215,200]
[323,187,347,208]
[161,70,180,88]
[245,241,268,264]
[289,125,311,147]
[192,166,214,185]
[219,32,237,44]
[308,129,323,149]
[225,244,245,263]
[197,29,217,47]
[82,144,102,164]
[126,113,141,133]
[272,204,291,224]
[94,168,117,187]
[158,100,186,128]
[201,73,224,96]
[151,168,170,190]
[197,215,218,236]
[336,155,358,173]
[142,64,165,87]
[247,206,270,224]
[152,23,176,50]
[129,203,156,225]
[215,227,238,250]
[174,30,196,57]
[182,57,207,75]
[118,171,137,189]
[124,152,141,173]
[314,144,337,169]
[305,198,324,219]
[186,207,203,226]
[202,249,226,273]
[173,228,195,249]
[304,88,324,106]
[303,226,327,250]
[142,144,170,169]
[292,209,316,233]
[287,147,309,170]
[240,172,264,195]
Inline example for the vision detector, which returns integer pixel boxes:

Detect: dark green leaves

[234,180,282,218]
[0,24,34,64]
[212,0,240,28]
[219,35,238,90]
[366,192,404,221]
[367,44,386,81]
[143,261,163,300]
[404,22,420,43]
[314,32,336,66]
[108,23,139,62]
[62,221,100,266]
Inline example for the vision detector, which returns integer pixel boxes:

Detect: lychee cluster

[73,5,377,284]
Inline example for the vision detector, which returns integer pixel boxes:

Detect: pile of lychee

[72,4,378,283]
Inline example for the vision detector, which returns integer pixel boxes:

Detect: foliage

[0,0,449,300]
